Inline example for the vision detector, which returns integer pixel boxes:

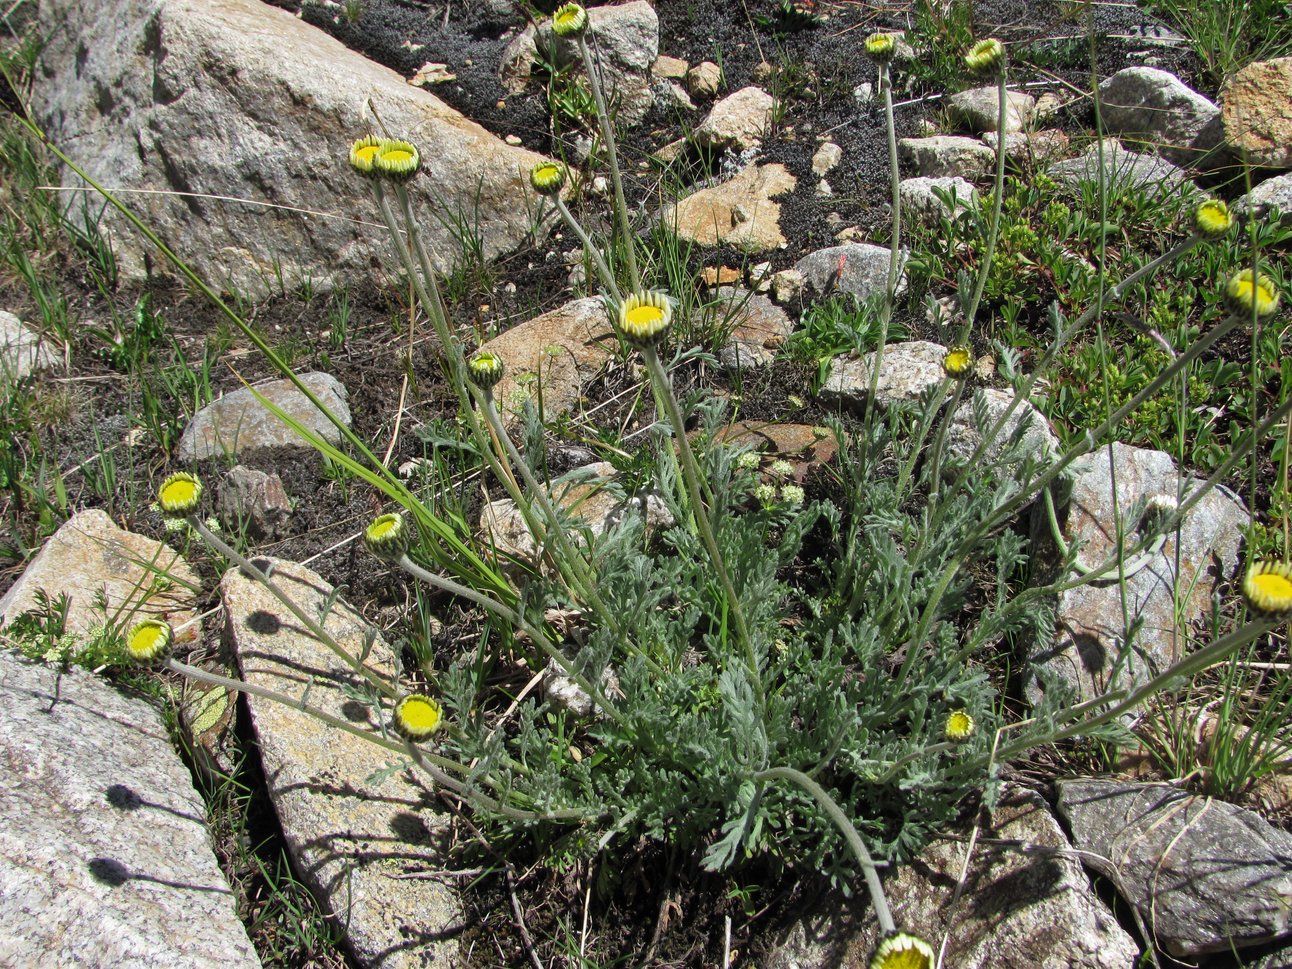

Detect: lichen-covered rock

[899,176,977,225]
[222,558,462,969]
[1221,57,1292,169]
[660,163,796,252]
[694,86,775,151]
[899,135,995,177]
[1058,779,1292,956]
[946,86,1035,133]
[1098,67,1221,166]
[821,340,946,409]
[0,652,259,968]
[1049,142,1195,200]
[795,243,907,302]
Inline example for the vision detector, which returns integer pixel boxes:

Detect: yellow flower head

[965,38,1006,75]
[365,512,409,560]
[158,472,203,515]
[349,135,387,178]
[616,290,674,350]
[125,619,173,665]
[943,345,974,378]
[1193,199,1234,240]
[1243,561,1292,616]
[870,932,935,969]
[1224,268,1280,319]
[468,349,505,390]
[394,694,444,740]
[865,32,899,64]
[945,709,975,742]
[551,2,588,37]
[375,139,421,182]
[529,161,567,197]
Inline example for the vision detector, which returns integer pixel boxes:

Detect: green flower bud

[365,512,410,560]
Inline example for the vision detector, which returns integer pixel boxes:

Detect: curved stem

[960,71,1009,337]
[753,766,895,934]
[552,194,622,303]
[187,517,396,700]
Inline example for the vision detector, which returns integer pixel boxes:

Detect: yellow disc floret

[942,345,974,378]
[375,139,421,182]
[394,694,444,740]
[965,38,1006,75]
[870,932,935,969]
[616,290,674,350]
[529,161,567,197]
[945,709,975,742]
[1224,268,1281,319]
[125,619,173,665]
[1243,561,1292,616]
[864,32,899,64]
[158,472,203,515]
[1193,199,1234,239]
[551,2,588,37]
[349,135,387,178]
[365,512,409,560]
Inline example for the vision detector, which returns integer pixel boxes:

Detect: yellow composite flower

[468,349,506,389]
[158,472,203,515]
[965,38,1005,75]
[550,2,588,37]
[529,161,567,196]
[365,512,409,560]
[394,694,444,740]
[1193,199,1234,239]
[616,290,674,349]
[349,134,386,177]
[1243,561,1292,616]
[864,32,899,64]
[125,619,173,665]
[870,931,935,969]
[1224,268,1281,319]
[375,139,421,182]
[942,345,974,378]
[944,709,975,742]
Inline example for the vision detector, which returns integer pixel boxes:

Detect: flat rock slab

[769,785,1138,969]
[0,509,200,649]
[1026,442,1246,708]
[1221,57,1292,169]
[898,134,995,178]
[710,422,838,481]
[946,86,1036,133]
[821,340,946,409]
[1049,143,1193,201]
[0,309,57,381]
[178,371,349,462]
[222,558,462,968]
[0,651,259,968]
[660,163,796,252]
[1098,67,1221,165]
[1058,778,1292,956]
[795,243,907,302]
[711,286,794,369]
[479,296,614,423]
[35,0,552,298]
[694,85,775,151]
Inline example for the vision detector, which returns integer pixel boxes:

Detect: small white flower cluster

[149,501,220,537]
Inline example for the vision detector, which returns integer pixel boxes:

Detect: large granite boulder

[1220,57,1292,169]
[659,163,796,252]
[0,651,259,968]
[1098,67,1221,166]
[34,0,552,298]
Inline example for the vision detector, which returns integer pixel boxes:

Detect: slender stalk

[576,32,639,292]
[552,193,622,303]
[960,71,1008,337]
[187,516,396,700]
[643,346,763,709]
[753,766,895,934]
[1040,484,1165,580]
[865,61,903,418]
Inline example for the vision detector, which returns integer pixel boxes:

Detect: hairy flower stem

[394,552,630,728]
[475,387,628,642]
[576,32,640,292]
[753,766,895,935]
[865,61,902,424]
[551,193,622,304]
[960,71,1008,337]
[643,346,763,710]
[186,516,396,700]
[1040,484,1164,579]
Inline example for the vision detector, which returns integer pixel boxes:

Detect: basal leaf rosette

[870,932,934,969]
[529,161,567,197]
[616,290,674,350]
[158,472,203,515]
[365,512,410,561]
[965,38,1006,76]
[125,618,173,665]
[1243,561,1292,616]
[1193,199,1234,240]
[551,2,588,37]
[349,134,387,178]
[375,139,421,182]
[1224,268,1280,319]
[394,694,444,740]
